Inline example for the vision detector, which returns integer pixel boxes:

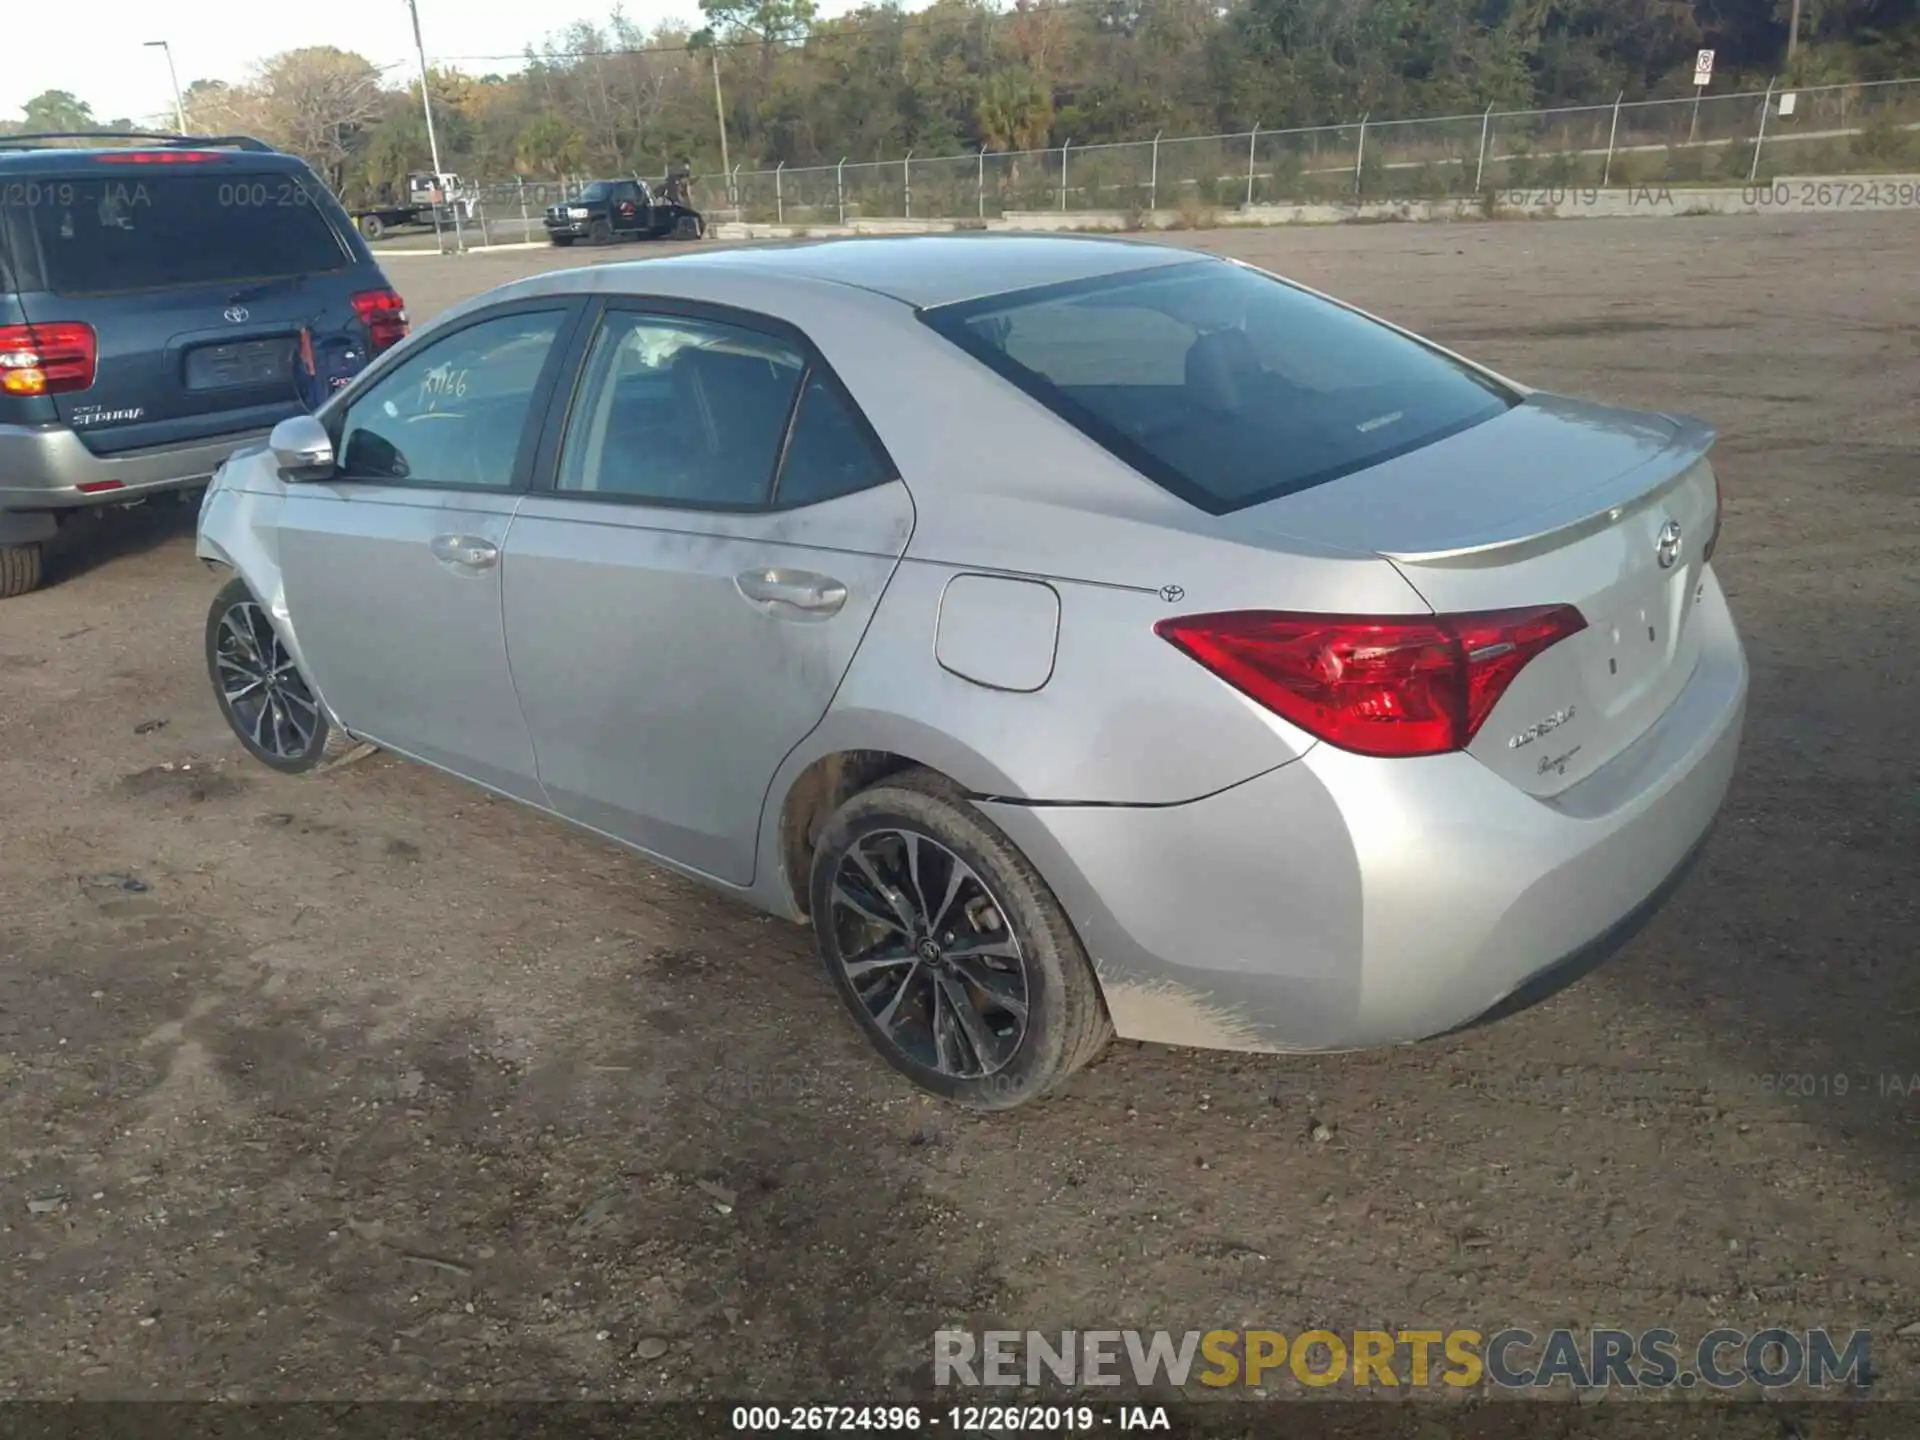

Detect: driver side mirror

[269,415,336,480]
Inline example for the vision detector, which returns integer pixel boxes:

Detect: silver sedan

[196,235,1747,1108]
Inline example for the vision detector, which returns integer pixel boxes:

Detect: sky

[5,0,854,126]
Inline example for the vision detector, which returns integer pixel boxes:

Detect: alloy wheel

[827,828,1031,1079]
[214,601,322,762]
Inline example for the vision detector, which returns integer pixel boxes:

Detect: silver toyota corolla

[196,235,1746,1108]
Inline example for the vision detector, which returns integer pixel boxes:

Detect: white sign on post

[1694,49,1716,86]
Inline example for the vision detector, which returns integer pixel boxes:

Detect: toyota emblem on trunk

[223,305,250,324]
[1655,519,1683,569]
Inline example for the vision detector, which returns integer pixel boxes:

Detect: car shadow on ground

[43,496,203,589]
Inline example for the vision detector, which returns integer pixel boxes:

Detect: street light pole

[403,0,446,180]
[143,41,187,133]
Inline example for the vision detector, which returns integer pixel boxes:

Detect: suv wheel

[589,218,614,245]
[809,770,1112,1109]
[673,214,705,241]
[205,577,334,773]
[0,542,43,599]
[359,214,386,240]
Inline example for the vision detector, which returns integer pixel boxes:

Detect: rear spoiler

[0,131,277,154]
[1378,412,1718,568]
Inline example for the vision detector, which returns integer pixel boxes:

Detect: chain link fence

[388,76,1920,245]
[708,76,1920,225]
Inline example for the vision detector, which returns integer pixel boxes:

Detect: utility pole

[709,50,733,209]
[143,41,187,134]
[404,0,446,181]
[1787,0,1803,64]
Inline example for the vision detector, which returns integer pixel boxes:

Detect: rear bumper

[978,570,1748,1054]
[0,422,269,511]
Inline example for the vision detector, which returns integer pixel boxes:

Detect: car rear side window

[25,170,349,296]
[773,373,896,506]
[920,260,1515,514]
[557,312,804,508]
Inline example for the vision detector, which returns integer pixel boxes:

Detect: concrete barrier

[708,176,1920,243]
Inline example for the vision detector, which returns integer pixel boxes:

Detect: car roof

[585,233,1207,309]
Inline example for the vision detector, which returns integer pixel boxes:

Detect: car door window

[556,311,804,508]
[337,310,566,489]
[772,373,897,506]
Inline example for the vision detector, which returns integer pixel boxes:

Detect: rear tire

[0,542,43,598]
[358,214,386,240]
[205,576,335,774]
[809,769,1112,1110]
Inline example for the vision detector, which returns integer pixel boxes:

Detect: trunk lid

[1237,394,1720,794]
[15,166,367,456]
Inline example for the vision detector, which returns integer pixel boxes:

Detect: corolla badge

[223,305,250,324]
[1655,518,1683,570]
[1508,705,1576,750]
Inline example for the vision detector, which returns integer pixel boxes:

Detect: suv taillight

[0,322,98,397]
[351,289,409,353]
[93,151,224,164]
[1155,606,1588,759]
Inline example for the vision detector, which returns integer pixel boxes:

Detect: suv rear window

[25,170,349,296]
[920,260,1515,514]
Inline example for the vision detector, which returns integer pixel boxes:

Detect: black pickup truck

[544,176,705,246]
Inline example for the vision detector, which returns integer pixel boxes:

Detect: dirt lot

[0,215,1915,1407]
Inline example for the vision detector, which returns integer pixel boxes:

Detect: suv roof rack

[0,131,278,154]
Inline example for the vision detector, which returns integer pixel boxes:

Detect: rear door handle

[431,534,500,572]
[735,568,848,618]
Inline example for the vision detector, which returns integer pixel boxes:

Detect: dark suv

[0,132,407,597]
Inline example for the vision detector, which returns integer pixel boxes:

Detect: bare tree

[250,48,389,187]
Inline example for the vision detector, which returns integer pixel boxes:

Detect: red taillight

[77,480,124,494]
[93,151,224,164]
[1703,471,1722,564]
[351,289,409,353]
[0,322,98,397]
[1155,605,1588,759]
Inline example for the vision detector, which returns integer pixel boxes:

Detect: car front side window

[336,311,566,490]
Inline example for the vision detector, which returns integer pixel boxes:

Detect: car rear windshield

[25,169,349,296]
[919,260,1516,514]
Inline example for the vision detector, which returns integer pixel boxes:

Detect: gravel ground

[0,213,1914,1410]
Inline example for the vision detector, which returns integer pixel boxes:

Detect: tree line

[5,0,1917,203]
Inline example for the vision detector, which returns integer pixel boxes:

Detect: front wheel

[673,213,705,241]
[589,218,613,246]
[809,771,1111,1109]
[205,577,333,773]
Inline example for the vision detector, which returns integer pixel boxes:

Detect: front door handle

[735,568,848,618]
[431,534,500,572]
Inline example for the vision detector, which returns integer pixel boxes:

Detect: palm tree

[976,69,1054,188]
